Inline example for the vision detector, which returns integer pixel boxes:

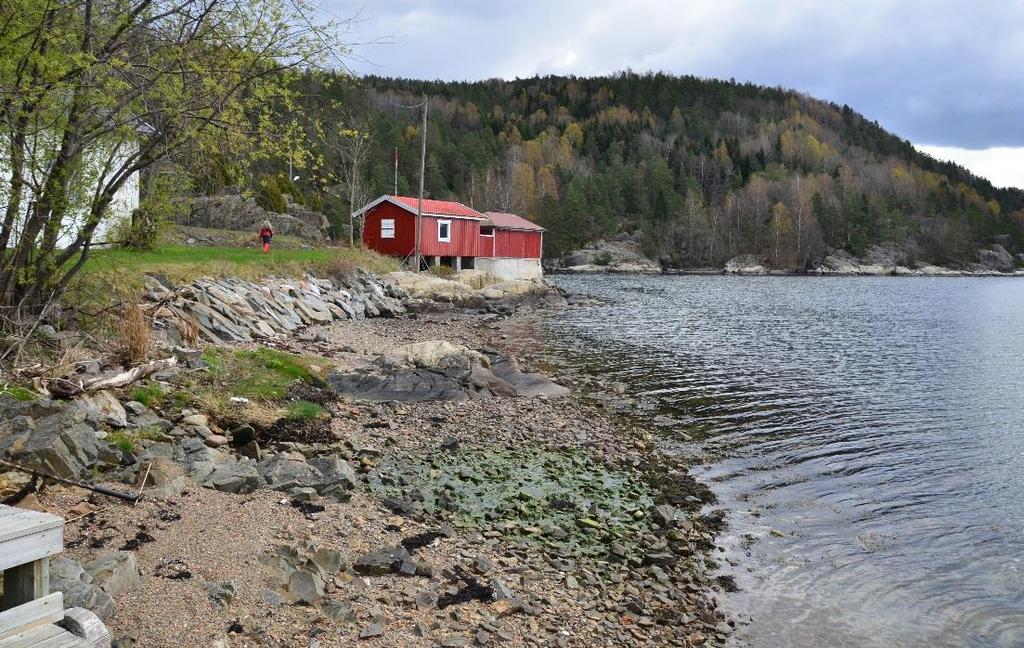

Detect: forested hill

[260,72,1024,268]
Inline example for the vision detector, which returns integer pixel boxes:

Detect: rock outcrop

[328,346,568,402]
[556,236,661,274]
[179,194,328,240]
[978,244,1015,271]
[723,255,766,275]
[145,270,406,344]
[810,243,1021,276]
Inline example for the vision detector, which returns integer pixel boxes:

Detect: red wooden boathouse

[356,195,544,280]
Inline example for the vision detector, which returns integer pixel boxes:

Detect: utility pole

[414,95,428,272]
[393,147,399,195]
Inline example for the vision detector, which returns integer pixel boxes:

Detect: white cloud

[325,0,1024,148]
[916,145,1024,190]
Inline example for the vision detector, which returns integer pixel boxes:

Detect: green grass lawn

[82,244,330,276]
[81,244,396,278]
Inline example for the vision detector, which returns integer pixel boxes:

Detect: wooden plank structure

[0,505,109,648]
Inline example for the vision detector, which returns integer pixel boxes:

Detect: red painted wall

[491,229,542,258]
[363,201,481,258]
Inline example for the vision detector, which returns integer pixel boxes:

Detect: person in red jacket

[259,220,273,253]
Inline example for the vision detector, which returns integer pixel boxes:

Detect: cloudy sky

[324,0,1024,189]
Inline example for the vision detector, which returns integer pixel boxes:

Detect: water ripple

[545,275,1024,648]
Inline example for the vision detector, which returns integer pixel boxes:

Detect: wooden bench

[0,505,109,648]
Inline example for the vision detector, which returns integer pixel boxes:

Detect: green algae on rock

[366,446,656,559]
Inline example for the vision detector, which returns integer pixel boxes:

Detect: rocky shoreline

[552,239,1024,277]
[0,273,728,647]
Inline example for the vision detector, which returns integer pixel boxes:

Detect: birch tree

[335,116,372,245]
[0,0,344,314]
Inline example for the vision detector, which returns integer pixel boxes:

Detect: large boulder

[257,454,323,491]
[978,244,1014,271]
[560,235,658,272]
[205,458,264,494]
[85,551,141,597]
[307,455,358,491]
[8,404,102,479]
[330,349,567,402]
[80,391,128,428]
[50,558,115,620]
[723,255,766,275]
[389,341,489,370]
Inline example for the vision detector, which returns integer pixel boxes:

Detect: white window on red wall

[381,218,395,239]
[437,220,451,242]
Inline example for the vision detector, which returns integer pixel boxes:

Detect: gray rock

[353,547,411,576]
[205,459,264,494]
[287,568,323,604]
[320,600,354,624]
[257,454,323,490]
[174,437,229,482]
[85,552,141,597]
[127,405,173,433]
[308,455,358,490]
[359,623,383,639]
[489,578,515,601]
[653,504,677,526]
[203,580,236,607]
[82,391,129,428]
[723,254,766,275]
[62,580,115,620]
[979,244,1015,271]
[10,419,90,479]
[474,555,495,574]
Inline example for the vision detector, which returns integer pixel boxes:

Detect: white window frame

[437,219,452,243]
[480,226,495,237]
[380,218,395,239]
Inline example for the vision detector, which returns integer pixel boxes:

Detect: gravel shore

[29,304,730,647]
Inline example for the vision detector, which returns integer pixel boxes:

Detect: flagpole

[414,96,427,273]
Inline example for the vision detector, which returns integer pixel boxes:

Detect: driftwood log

[46,357,177,398]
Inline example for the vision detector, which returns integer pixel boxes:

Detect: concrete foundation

[475,257,543,281]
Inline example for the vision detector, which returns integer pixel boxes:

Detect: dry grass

[176,312,200,346]
[118,304,150,364]
[319,257,359,284]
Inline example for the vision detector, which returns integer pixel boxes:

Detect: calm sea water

[544,274,1024,648]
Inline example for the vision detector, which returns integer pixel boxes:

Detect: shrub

[0,385,37,401]
[428,264,456,278]
[594,251,613,266]
[131,384,165,408]
[107,432,135,453]
[287,399,326,421]
[257,174,287,214]
[321,257,358,284]
[118,304,150,364]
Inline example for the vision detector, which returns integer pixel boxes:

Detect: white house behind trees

[1,137,141,248]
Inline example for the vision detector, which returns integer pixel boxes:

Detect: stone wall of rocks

[146,271,407,344]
